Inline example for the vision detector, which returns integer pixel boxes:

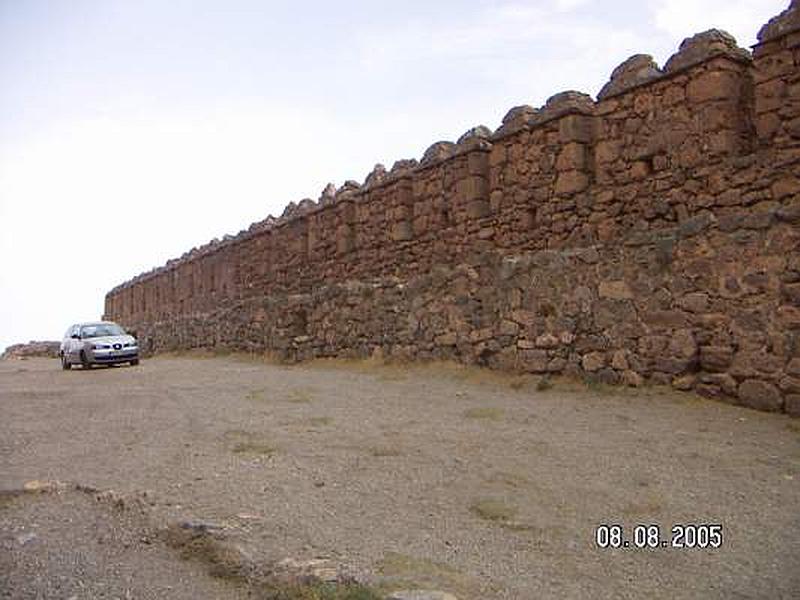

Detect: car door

[67,325,80,360]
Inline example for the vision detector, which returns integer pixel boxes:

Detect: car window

[80,323,125,338]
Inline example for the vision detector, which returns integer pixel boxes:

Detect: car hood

[86,335,136,345]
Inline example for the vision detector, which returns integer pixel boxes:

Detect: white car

[60,321,139,370]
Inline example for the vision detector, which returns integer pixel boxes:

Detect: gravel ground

[1,355,799,599]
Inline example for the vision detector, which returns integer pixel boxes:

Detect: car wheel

[130,359,140,366]
[80,351,91,370]
[61,353,71,370]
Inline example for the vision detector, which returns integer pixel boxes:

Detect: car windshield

[80,323,126,339]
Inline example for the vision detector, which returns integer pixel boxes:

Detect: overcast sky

[0,0,788,352]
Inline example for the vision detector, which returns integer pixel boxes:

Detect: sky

[0,0,789,352]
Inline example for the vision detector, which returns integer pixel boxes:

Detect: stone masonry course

[105,2,800,416]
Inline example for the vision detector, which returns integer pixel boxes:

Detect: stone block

[611,350,629,371]
[535,333,560,348]
[701,373,738,396]
[687,71,741,103]
[435,332,457,346]
[392,221,414,242]
[595,140,621,164]
[699,346,734,372]
[786,395,800,417]
[456,176,488,204]
[468,151,489,176]
[771,176,800,199]
[778,305,800,328]
[555,170,590,196]
[466,199,491,220]
[643,310,689,330]
[558,114,593,143]
[787,358,800,378]
[621,370,644,387]
[518,349,550,373]
[672,374,696,390]
[737,379,783,412]
[779,376,800,394]
[598,280,633,300]
[489,144,507,167]
[679,292,709,313]
[556,143,587,171]
[582,351,606,372]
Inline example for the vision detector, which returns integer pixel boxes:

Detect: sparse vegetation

[463,407,503,420]
[246,388,268,402]
[286,389,314,403]
[232,441,276,456]
[487,471,529,489]
[368,445,403,457]
[0,489,22,510]
[224,429,277,456]
[536,376,553,391]
[508,376,528,390]
[583,378,616,395]
[376,552,471,596]
[307,416,333,427]
[161,524,247,581]
[470,498,517,522]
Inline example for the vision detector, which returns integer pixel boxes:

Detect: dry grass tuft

[246,388,268,402]
[0,489,23,511]
[224,430,277,456]
[286,389,314,403]
[470,498,517,522]
[368,445,403,457]
[232,441,277,456]
[486,471,530,489]
[161,523,247,581]
[375,551,473,597]
[463,407,504,420]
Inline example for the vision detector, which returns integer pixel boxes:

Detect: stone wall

[106,3,800,415]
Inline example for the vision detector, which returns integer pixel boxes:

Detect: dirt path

[1,356,798,599]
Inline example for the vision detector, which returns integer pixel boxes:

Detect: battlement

[106,3,800,415]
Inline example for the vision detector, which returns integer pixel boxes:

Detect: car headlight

[124,342,138,348]
[92,344,111,350]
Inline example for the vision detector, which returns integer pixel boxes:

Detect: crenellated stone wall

[106,3,800,415]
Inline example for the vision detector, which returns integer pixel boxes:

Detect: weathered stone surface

[2,341,60,359]
[664,29,750,73]
[610,350,629,371]
[598,54,662,100]
[421,141,456,166]
[737,379,784,412]
[786,394,800,417]
[105,3,800,417]
[672,374,696,391]
[494,105,538,138]
[699,346,734,372]
[621,370,644,387]
[598,280,633,300]
[758,0,800,42]
[582,352,606,372]
[787,358,800,378]
[701,373,738,396]
[555,170,590,196]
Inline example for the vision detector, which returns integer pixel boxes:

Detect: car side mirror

[70,334,80,339]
